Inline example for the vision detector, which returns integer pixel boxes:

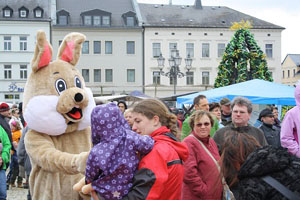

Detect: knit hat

[0,103,10,112]
[220,98,231,106]
[259,108,274,121]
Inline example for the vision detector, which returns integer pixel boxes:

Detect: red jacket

[182,132,222,200]
[124,126,189,200]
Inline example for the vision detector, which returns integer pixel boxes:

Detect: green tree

[214,21,273,88]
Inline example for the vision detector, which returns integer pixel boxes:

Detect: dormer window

[122,11,136,27]
[126,17,134,26]
[56,9,70,25]
[102,16,110,26]
[84,16,92,25]
[19,7,29,18]
[3,6,13,18]
[33,7,44,18]
[80,9,111,27]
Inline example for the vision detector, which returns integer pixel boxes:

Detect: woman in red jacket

[123,99,189,200]
[182,110,222,199]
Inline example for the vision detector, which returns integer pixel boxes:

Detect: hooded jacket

[237,146,300,200]
[0,125,11,170]
[123,126,189,200]
[86,103,154,200]
[281,84,300,157]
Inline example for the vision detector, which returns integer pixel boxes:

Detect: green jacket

[181,114,219,141]
[0,125,11,170]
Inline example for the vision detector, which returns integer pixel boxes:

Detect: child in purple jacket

[85,102,154,200]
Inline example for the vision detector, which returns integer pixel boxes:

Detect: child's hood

[91,102,130,145]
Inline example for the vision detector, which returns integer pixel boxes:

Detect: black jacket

[259,123,281,147]
[237,146,300,200]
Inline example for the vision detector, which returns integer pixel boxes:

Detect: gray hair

[231,97,252,113]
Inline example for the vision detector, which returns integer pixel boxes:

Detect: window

[20,36,27,51]
[82,69,89,82]
[202,43,210,57]
[59,40,62,46]
[169,43,177,57]
[127,41,135,54]
[294,69,296,77]
[127,69,135,82]
[105,41,112,54]
[93,16,101,26]
[265,44,273,58]
[93,41,101,54]
[202,71,209,85]
[105,69,113,82]
[20,10,27,18]
[170,76,176,85]
[5,94,19,101]
[4,65,12,79]
[282,71,285,79]
[126,17,134,26]
[152,43,161,58]
[94,69,101,82]
[186,71,194,85]
[35,9,42,18]
[58,15,67,25]
[20,65,27,79]
[186,43,194,58]
[4,9,11,17]
[288,70,290,78]
[84,16,92,25]
[102,16,110,25]
[82,41,89,54]
[4,36,11,51]
[153,71,160,85]
[218,43,225,57]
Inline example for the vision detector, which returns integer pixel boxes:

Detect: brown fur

[23,30,92,200]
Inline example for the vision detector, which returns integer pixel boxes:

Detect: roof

[138,3,284,29]
[0,0,51,21]
[177,79,296,106]
[282,54,300,66]
[56,0,137,27]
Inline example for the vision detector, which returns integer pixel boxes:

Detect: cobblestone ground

[7,187,28,200]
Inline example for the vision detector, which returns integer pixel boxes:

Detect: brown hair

[132,99,179,137]
[189,110,214,130]
[209,102,221,112]
[220,131,261,187]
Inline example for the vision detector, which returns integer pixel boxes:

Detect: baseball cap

[0,103,10,112]
[220,98,231,106]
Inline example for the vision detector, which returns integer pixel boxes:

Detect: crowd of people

[1,82,300,200]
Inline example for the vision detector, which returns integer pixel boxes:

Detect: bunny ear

[31,30,53,73]
[57,32,86,66]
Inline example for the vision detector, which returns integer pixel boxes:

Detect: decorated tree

[214,20,273,88]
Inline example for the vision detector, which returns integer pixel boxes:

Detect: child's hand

[73,177,99,199]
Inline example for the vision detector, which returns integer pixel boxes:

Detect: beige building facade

[281,54,300,86]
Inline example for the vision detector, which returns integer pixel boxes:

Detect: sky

[137,0,300,62]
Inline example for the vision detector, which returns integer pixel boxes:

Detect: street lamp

[157,47,193,94]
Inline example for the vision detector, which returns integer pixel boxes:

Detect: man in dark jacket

[0,103,12,144]
[213,97,267,152]
[220,97,232,126]
[258,108,281,147]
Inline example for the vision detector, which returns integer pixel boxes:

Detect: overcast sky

[137,0,300,61]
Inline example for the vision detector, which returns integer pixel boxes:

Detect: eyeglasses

[195,122,211,127]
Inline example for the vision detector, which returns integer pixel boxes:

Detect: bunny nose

[74,93,83,102]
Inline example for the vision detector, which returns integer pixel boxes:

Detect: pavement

[7,186,28,200]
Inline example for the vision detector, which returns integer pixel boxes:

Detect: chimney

[169,0,172,5]
[194,0,202,9]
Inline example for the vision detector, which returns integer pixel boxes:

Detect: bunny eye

[75,76,82,88]
[55,79,67,94]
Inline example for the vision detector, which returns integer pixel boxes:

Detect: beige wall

[144,27,283,97]
[282,55,300,86]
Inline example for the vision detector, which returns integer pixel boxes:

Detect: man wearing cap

[0,103,13,144]
[220,97,232,126]
[213,97,267,152]
[258,108,281,147]
[181,95,219,140]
